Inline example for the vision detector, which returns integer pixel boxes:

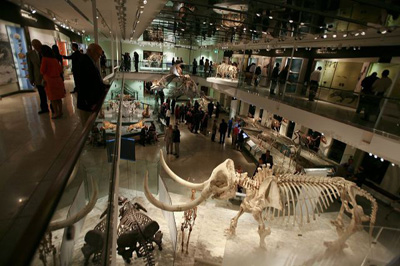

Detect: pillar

[230,98,239,118]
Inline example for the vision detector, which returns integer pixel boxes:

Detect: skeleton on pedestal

[180,189,197,254]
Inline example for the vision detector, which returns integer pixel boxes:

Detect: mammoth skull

[144,150,238,212]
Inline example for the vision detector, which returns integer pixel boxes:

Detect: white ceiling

[9,0,167,41]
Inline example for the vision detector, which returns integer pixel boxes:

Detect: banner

[6,25,33,90]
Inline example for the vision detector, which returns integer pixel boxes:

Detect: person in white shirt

[309,66,322,101]
[363,69,392,121]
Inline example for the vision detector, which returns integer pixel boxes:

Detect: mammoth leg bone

[186,224,193,254]
[226,205,245,236]
[253,209,271,249]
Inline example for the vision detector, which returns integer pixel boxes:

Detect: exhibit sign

[0,23,18,86]
[6,25,33,90]
[158,175,178,253]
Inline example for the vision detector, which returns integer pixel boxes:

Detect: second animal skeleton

[144,150,377,250]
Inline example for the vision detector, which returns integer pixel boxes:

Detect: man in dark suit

[219,119,228,144]
[134,52,139,72]
[27,39,49,114]
[63,43,81,93]
[75,43,106,124]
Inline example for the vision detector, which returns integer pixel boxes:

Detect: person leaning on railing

[75,43,107,125]
[309,66,322,101]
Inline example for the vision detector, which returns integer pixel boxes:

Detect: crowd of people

[27,40,106,122]
[120,51,139,72]
[170,56,214,77]
[139,122,158,146]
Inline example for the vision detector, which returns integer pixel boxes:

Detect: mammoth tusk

[144,172,208,212]
[48,175,98,231]
[160,150,207,190]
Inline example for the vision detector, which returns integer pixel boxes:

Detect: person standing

[227,117,233,138]
[164,125,173,154]
[211,120,217,142]
[159,89,165,105]
[208,101,214,118]
[27,39,49,114]
[63,43,81,93]
[100,51,107,77]
[140,126,147,146]
[75,43,106,124]
[219,119,228,144]
[134,51,139,72]
[173,124,181,158]
[232,124,240,148]
[357,72,378,114]
[309,66,322,101]
[192,58,198,75]
[270,63,280,95]
[180,103,185,123]
[278,65,289,95]
[215,102,220,118]
[204,59,209,77]
[51,45,64,81]
[364,69,392,121]
[165,107,171,126]
[254,65,262,87]
[237,127,244,151]
[171,98,176,115]
[172,57,175,65]
[261,150,274,168]
[40,45,65,119]
[175,104,180,124]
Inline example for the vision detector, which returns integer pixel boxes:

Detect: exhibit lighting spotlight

[143,0,147,4]
[333,34,337,38]
[269,16,273,19]
[354,32,359,36]
[289,19,293,23]
[369,153,372,156]
[256,13,260,17]
[392,163,396,166]
[300,22,305,26]
[343,33,347,37]
[31,8,36,14]
[374,155,378,159]
[322,34,327,38]
[381,158,384,162]
[361,31,365,35]
[53,17,56,20]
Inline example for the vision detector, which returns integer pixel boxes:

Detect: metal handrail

[5,77,112,266]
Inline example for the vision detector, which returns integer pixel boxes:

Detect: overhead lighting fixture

[96,16,99,19]
[361,31,365,35]
[140,10,143,14]
[314,36,318,39]
[203,21,206,24]
[143,0,147,4]
[289,19,293,23]
[256,13,260,17]
[319,26,323,29]
[31,9,36,14]
[343,33,347,37]
[374,155,378,159]
[354,32,359,36]
[137,20,140,23]
[392,163,396,166]
[82,30,85,33]
[381,158,384,162]
[380,29,387,34]
[300,22,305,26]
[333,34,337,38]
[369,153,372,156]
[323,34,327,38]
[53,17,56,20]
[181,28,185,31]
[269,16,273,19]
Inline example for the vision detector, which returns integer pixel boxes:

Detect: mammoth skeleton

[144,150,377,250]
[215,63,238,80]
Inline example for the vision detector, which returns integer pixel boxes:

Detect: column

[254,106,261,120]
[239,101,249,116]
[230,98,239,118]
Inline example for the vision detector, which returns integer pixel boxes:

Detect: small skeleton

[128,119,144,132]
[180,189,197,254]
[117,197,163,265]
[102,121,117,131]
[215,63,238,80]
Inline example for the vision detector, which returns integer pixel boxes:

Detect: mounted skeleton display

[180,189,198,254]
[215,63,238,80]
[144,150,377,251]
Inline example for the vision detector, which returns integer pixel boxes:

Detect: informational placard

[6,25,33,90]
[158,176,177,252]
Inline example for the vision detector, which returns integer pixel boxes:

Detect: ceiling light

[369,153,372,156]
[354,32,359,36]
[210,22,213,25]
[143,0,147,4]
[380,29,387,34]
[269,16,273,19]
[53,17,56,20]
[361,31,365,35]
[314,36,318,39]
[140,10,143,14]
[381,158,384,162]
[374,155,378,159]
[289,19,293,23]
[333,34,337,38]
[392,163,395,166]
[203,21,206,24]
[96,16,99,19]
[343,33,347,37]
[82,30,85,33]
[181,28,185,31]
[137,20,140,23]
[31,9,36,14]
[319,26,323,29]
[300,22,304,26]
[244,27,246,30]
[256,13,260,17]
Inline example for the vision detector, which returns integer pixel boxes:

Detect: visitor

[199,56,204,73]
[180,103,185,123]
[148,122,157,143]
[75,43,106,124]
[209,61,213,76]
[270,63,280,95]
[232,124,240,147]
[165,107,171,126]
[219,119,228,144]
[261,150,274,168]
[357,72,378,114]
[173,124,181,158]
[254,65,262,87]
[215,102,220,118]
[208,101,214,118]
[172,57,175,65]
[309,66,322,101]
[175,104,180,124]
[171,98,176,115]
[204,59,210,77]
[237,128,245,151]
[201,111,208,134]
[63,43,81,93]
[100,51,107,77]
[159,89,165,105]
[194,100,200,111]
[134,51,139,72]
[164,125,173,154]
[227,117,233,138]
[365,69,392,121]
[211,120,217,142]
[40,45,65,119]
[140,126,147,146]
[51,45,64,81]
[278,65,289,95]
[192,58,198,75]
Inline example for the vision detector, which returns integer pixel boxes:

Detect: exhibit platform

[206,77,239,86]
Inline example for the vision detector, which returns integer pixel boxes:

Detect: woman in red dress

[40,45,65,119]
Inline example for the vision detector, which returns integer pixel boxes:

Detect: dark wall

[0,1,82,44]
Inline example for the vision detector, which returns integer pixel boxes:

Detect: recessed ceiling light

[31,9,36,14]
[392,163,395,166]
[137,20,140,23]
[300,22,304,26]
[343,33,347,37]
[140,10,143,14]
[333,34,337,38]
[374,155,378,158]
[354,32,359,36]
[289,19,293,23]
[323,34,327,38]
[143,0,147,4]
[96,16,99,19]
[82,30,85,33]
[53,17,56,20]
[256,13,260,17]
[381,158,384,162]
[319,26,323,29]
[314,36,318,39]
[361,31,365,35]
[269,16,273,19]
